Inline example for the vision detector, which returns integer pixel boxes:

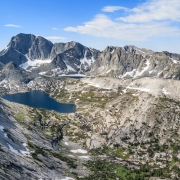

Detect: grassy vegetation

[90,145,131,160]
[28,141,46,162]
[79,159,170,180]
[14,113,25,124]
[51,152,77,169]
[22,132,31,140]
[159,97,178,104]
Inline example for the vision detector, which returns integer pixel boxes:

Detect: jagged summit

[90,44,180,80]
[0,33,180,79]
[0,33,100,75]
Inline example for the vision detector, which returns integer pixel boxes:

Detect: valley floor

[0,76,180,179]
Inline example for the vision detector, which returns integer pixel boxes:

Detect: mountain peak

[4,61,18,69]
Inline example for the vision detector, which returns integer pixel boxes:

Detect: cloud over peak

[44,36,67,42]
[102,6,129,12]
[116,0,180,23]
[4,24,21,28]
[64,0,180,41]
[52,28,59,30]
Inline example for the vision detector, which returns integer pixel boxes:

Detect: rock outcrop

[90,46,180,80]
[0,33,100,75]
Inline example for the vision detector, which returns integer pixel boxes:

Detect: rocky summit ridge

[0,33,99,76]
[1,33,180,80]
[90,46,180,80]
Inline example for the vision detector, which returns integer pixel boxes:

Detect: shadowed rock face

[0,104,67,180]
[0,62,36,85]
[0,46,27,65]
[0,33,53,65]
[50,41,86,60]
[8,33,53,60]
[0,33,100,75]
[33,41,100,75]
[33,47,100,75]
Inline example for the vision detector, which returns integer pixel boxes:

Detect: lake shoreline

[3,90,76,114]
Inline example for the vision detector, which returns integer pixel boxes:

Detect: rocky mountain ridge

[0,33,99,76]
[90,46,180,80]
[1,33,180,80]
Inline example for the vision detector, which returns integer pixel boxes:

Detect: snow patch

[61,177,75,180]
[26,80,34,87]
[23,143,28,147]
[20,150,30,156]
[162,88,170,95]
[157,71,163,77]
[137,49,146,54]
[106,69,112,74]
[122,69,136,78]
[62,59,75,72]
[111,49,115,54]
[98,66,104,71]
[170,57,180,64]
[0,125,4,131]
[78,156,90,159]
[0,79,8,85]
[20,55,52,70]
[134,59,150,78]
[65,142,68,146]
[4,134,8,139]
[127,86,150,92]
[38,71,47,75]
[7,144,19,154]
[70,149,87,154]
[88,83,101,88]
[80,57,92,66]
[0,125,8,138]
[59,74,85,77]
[68,154,75,157]
[80,50,95,66]
[0,45,10,56]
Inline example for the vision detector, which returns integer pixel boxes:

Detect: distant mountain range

[0,33,99,76]
[0,33,180,79]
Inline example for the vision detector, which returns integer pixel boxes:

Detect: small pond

[3,90,76,113]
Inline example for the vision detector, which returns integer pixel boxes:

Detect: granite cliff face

[0,46,28,65]
[0,33,99,75]
[1,33,180,80]
[90,46,180,80]
[0,61,37,94]
[0,34,53,65]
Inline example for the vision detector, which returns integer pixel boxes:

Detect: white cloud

[116,0,180,23]
[64,0,180,41]
[102,6,129,12]
[64,14,180,41]
[4,24,21,28]
[52,28,59,30]
[44,36,67,43]
[45,36,67,40]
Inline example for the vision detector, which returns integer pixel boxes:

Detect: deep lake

[3,90,76,113]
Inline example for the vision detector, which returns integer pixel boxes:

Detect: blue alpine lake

[3,90,76,113]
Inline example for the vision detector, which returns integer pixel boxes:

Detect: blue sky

[1,0,180,53]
